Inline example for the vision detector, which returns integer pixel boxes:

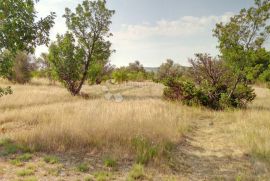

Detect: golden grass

[217,87,270,162]
[0,80,204,159]
[1,79,270,163]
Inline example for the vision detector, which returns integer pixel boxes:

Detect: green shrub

[112,68,129,83]
[163,54,256,110]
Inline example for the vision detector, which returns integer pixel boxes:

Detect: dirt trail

[174,119,270,181]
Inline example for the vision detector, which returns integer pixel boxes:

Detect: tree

[0,0,55,95]
[156,59,183,82]
[0,0,56,54]
[127,61,145,73]
[49,0,114,95]
[214,0,270,97]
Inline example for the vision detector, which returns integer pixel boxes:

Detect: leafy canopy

[49,0,114,95]
[0,0,56,54]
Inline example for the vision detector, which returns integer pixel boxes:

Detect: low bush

[163,54,256,110]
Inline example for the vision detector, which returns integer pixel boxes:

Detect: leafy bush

[0,86,12,97]
[6,52,34,84]
[88,62,114,85]
[112,67,129,83]
[163,54,256,110]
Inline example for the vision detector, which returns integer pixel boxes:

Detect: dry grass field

[0,79,270,180]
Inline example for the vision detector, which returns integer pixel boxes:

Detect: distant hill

[144,66,191,73]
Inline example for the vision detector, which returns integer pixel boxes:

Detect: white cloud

[109,12,233,67]
[112,12,233,41]
[35,3,233,67]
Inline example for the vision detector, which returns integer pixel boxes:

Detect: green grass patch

[17,153,33,162]
[76,163,89,173]
[22,176,38,181]
[131,136,158,164]
[43,155,59,164]
[0,138,31,156]
[127,164,145,181]
[10,159,24,166]
[16,169,35,177]
[103,156,117,168]
[84,176,94,181]
[94,171,112,181]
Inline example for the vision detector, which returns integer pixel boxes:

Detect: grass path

[174,118,270,181]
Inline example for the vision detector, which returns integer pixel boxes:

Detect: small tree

[127,61,145,73]
[49,0,114,95]
[156,59,183,82]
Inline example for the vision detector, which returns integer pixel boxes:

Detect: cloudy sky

[35,0,254,67]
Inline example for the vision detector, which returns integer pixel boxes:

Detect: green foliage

[94,171,112,181]
[163,78,207,107]
[0,86,12,97]
[0,50,13,79]
[0,0,56,54]
[49,33,84,94]
[163,54,256,110]
[103,157,117,168]
[112,67,129,83]
[131,136,158,164]
[88,62,114,85]
[17,153,33,162]
[112,61,148,83]
[0,138,19,156]
[16,169,34,177]
[127,164,145,181]
[35,53,57,84]
[43,155,59,164]
[10,153,33,166]
[49,0,114,95]
[214,0,270,89]
[76,163,89,172]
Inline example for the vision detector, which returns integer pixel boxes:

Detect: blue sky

[36,0,254,67]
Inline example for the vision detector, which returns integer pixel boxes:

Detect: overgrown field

[0,79,269,180]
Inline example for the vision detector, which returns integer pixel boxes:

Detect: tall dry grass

[1,79,270,163]
[217,87,270,162]
[0,80,204,160]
